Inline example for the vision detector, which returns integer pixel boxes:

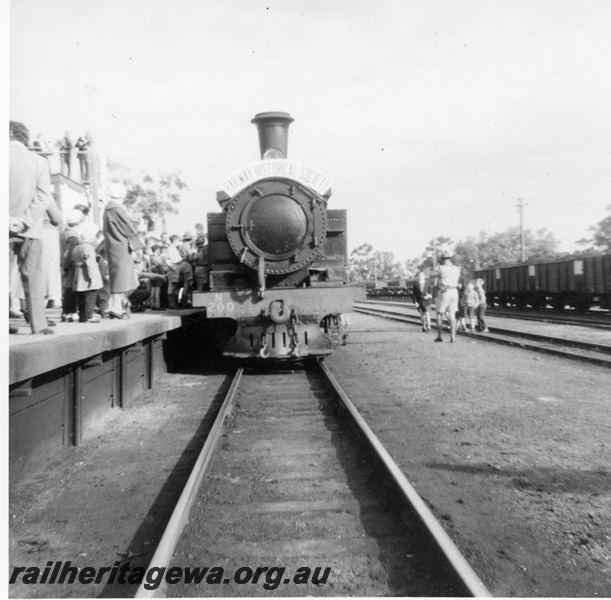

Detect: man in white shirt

[432,253,460,343]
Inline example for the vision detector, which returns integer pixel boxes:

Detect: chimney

[251,112,294,159]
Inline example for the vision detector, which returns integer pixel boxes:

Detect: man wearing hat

[102,182,138,318]
[193,233,209,292]
[177,232,195,307]
[432,252,460,343]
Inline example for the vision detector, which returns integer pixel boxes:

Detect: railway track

[365,298,611,330]
[354,302,611,367]
[136,364,490,597]
[484,308,611,330]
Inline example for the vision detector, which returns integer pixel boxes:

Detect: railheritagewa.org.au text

[10,561,332,591]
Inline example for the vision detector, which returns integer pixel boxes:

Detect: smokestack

[251,111,294,159]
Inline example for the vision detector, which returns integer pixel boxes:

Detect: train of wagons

[191,112,365,360]
[364,255,611,312]
[475,254,611,311]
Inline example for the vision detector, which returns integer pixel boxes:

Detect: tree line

[349,206,611,283]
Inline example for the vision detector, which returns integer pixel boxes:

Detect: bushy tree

[526,228,562,262]
[106,158,188,233]
[375,251,403,280]
[403,258,423,278]
[349,243,375,283]
[576,204,611,253]
[409,236,456,273]
[124,173,188,232]
[349,244,403,283]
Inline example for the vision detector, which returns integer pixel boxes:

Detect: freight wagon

[475,255,611,311]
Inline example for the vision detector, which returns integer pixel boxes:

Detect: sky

[7,0,611,263]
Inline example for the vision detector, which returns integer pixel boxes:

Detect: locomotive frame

[192,112,364,359]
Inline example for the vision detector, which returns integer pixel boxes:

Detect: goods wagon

[476,255,611,310]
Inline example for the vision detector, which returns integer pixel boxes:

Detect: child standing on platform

[71,229,103,323]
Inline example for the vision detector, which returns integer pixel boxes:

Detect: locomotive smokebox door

[226,178,328,275]
[251,112,294,159]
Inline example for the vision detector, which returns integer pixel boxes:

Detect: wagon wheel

[552,295,566,311]
[532,298,546,311]
[574,299,590,312]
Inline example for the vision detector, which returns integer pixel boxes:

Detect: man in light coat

[9,121,54,334]
[102,183,138,318]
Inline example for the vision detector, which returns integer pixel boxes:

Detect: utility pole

[516,198,525,262]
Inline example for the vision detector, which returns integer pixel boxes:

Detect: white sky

[7,0,611,263]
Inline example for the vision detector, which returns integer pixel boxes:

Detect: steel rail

[354,305,611,367]
[135,367,244,598]
[485,309,611,330]
[318,361,491,598]
[355,305,421,325]
[360,299,611,330]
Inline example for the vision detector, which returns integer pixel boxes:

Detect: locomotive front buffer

[193,288,357,360]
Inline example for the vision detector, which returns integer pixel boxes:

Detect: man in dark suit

[56,131,73,177]
[75,132,89,182]
[9,121,54,334]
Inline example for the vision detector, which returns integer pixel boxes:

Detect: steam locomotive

[192,112,364,359]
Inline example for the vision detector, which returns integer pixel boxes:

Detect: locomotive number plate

[207,294,235,314]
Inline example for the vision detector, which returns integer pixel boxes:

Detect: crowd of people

[11,118,486,342]
[412,253,489,343]
[9,120,209,335]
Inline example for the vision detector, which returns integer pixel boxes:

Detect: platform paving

[8,308,204,385]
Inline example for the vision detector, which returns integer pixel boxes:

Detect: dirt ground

[8,365,234,599]
[7,312,611,598]
[325,313,611,597]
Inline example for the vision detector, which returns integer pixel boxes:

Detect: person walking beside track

[431,252,460,343]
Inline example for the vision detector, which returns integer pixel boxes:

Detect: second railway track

[137,363,489,597]
[365,297,611,330]
[354,302,611,367]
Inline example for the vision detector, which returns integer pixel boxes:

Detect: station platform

[8,308,207,479]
